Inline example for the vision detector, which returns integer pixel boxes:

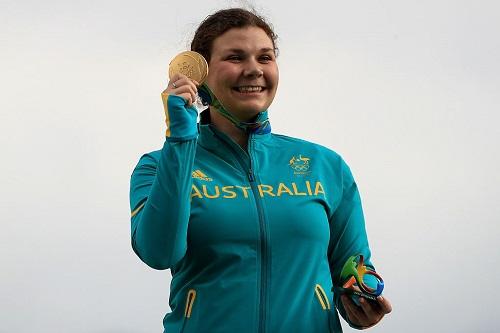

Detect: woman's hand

[160,73,200,138]
[162,73,199,106]
[341,294,392,329]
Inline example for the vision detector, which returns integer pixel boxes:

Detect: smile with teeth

[235,86,265,93]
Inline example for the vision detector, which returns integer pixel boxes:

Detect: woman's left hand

[341,294,392,329]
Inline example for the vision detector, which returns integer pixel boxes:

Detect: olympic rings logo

[289,155,311,172]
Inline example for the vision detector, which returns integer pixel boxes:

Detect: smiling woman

[129,7,391,333]
[204,26,279,121]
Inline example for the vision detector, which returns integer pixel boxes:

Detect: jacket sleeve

[129,94,198,270]
[328,158,377,329]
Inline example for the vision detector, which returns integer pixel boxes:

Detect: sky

[1,0,499,332]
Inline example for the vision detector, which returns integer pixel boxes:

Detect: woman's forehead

[212,27,274,53]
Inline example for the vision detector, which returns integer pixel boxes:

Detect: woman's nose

[243,60,264,78]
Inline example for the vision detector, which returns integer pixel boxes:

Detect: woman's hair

[191,8,278,63]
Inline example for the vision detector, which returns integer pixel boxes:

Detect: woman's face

[206,26,279,121]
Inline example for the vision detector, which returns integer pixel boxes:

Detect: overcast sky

[1,0,499,332]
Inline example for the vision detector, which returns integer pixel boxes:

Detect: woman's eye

[259,55,273,63]
[227,55,242,62]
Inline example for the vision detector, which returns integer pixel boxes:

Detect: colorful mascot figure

[339,254,384,305]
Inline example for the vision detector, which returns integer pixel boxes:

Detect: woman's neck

[209,108,249,150]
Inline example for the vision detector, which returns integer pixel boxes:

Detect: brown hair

[191,8,278,63]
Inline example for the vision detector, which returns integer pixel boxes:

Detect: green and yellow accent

[192,170,212,181]
[161,92,172,137]
[314,284,330,310]
[131,202,146,218]
[184,289,197,318]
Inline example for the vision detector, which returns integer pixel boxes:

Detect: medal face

[168,51,208,83]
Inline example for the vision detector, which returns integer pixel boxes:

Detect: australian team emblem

[289,155,311,175]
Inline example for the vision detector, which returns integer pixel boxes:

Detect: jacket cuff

[162,93,198,139]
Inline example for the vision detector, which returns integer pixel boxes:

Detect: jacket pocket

[312,284,334,332]
[314,284,331,311]
[180,289,197,333]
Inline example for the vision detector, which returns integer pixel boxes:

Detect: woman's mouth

[233,86,266,93]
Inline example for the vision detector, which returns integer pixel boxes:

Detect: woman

[130,8,391,333]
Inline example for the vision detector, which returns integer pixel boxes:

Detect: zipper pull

[248,169,255,182]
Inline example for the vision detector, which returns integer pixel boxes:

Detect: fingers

[342,294,391,328]
[376,295,393,314]
[163,74,199,106]
[359,297,382,319]
[341,295,365,325]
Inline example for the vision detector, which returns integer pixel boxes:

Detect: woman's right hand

[161,73,200,138]
[162,73,199,106]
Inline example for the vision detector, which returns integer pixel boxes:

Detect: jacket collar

[198,109,272,150]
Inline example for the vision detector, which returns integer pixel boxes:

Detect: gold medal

[168,51,208,83]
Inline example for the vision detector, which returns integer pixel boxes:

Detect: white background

[1,0,499,332]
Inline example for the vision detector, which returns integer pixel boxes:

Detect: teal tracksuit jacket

[130,95,376,332]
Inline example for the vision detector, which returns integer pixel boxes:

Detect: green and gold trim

[314,284,331,310]
[161,92,172,137]
[131,202,146,218]
[184,289,197,318]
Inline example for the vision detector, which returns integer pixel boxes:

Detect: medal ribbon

[198,83,271,135]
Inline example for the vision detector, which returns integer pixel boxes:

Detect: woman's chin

[229,102,269,118]
[226,92,271,115]
[234,108,264,121]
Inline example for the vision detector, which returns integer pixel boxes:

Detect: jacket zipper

[211,130,269,333]
[247,137,269,333]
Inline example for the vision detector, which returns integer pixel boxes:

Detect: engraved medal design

[168,51,208,83]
